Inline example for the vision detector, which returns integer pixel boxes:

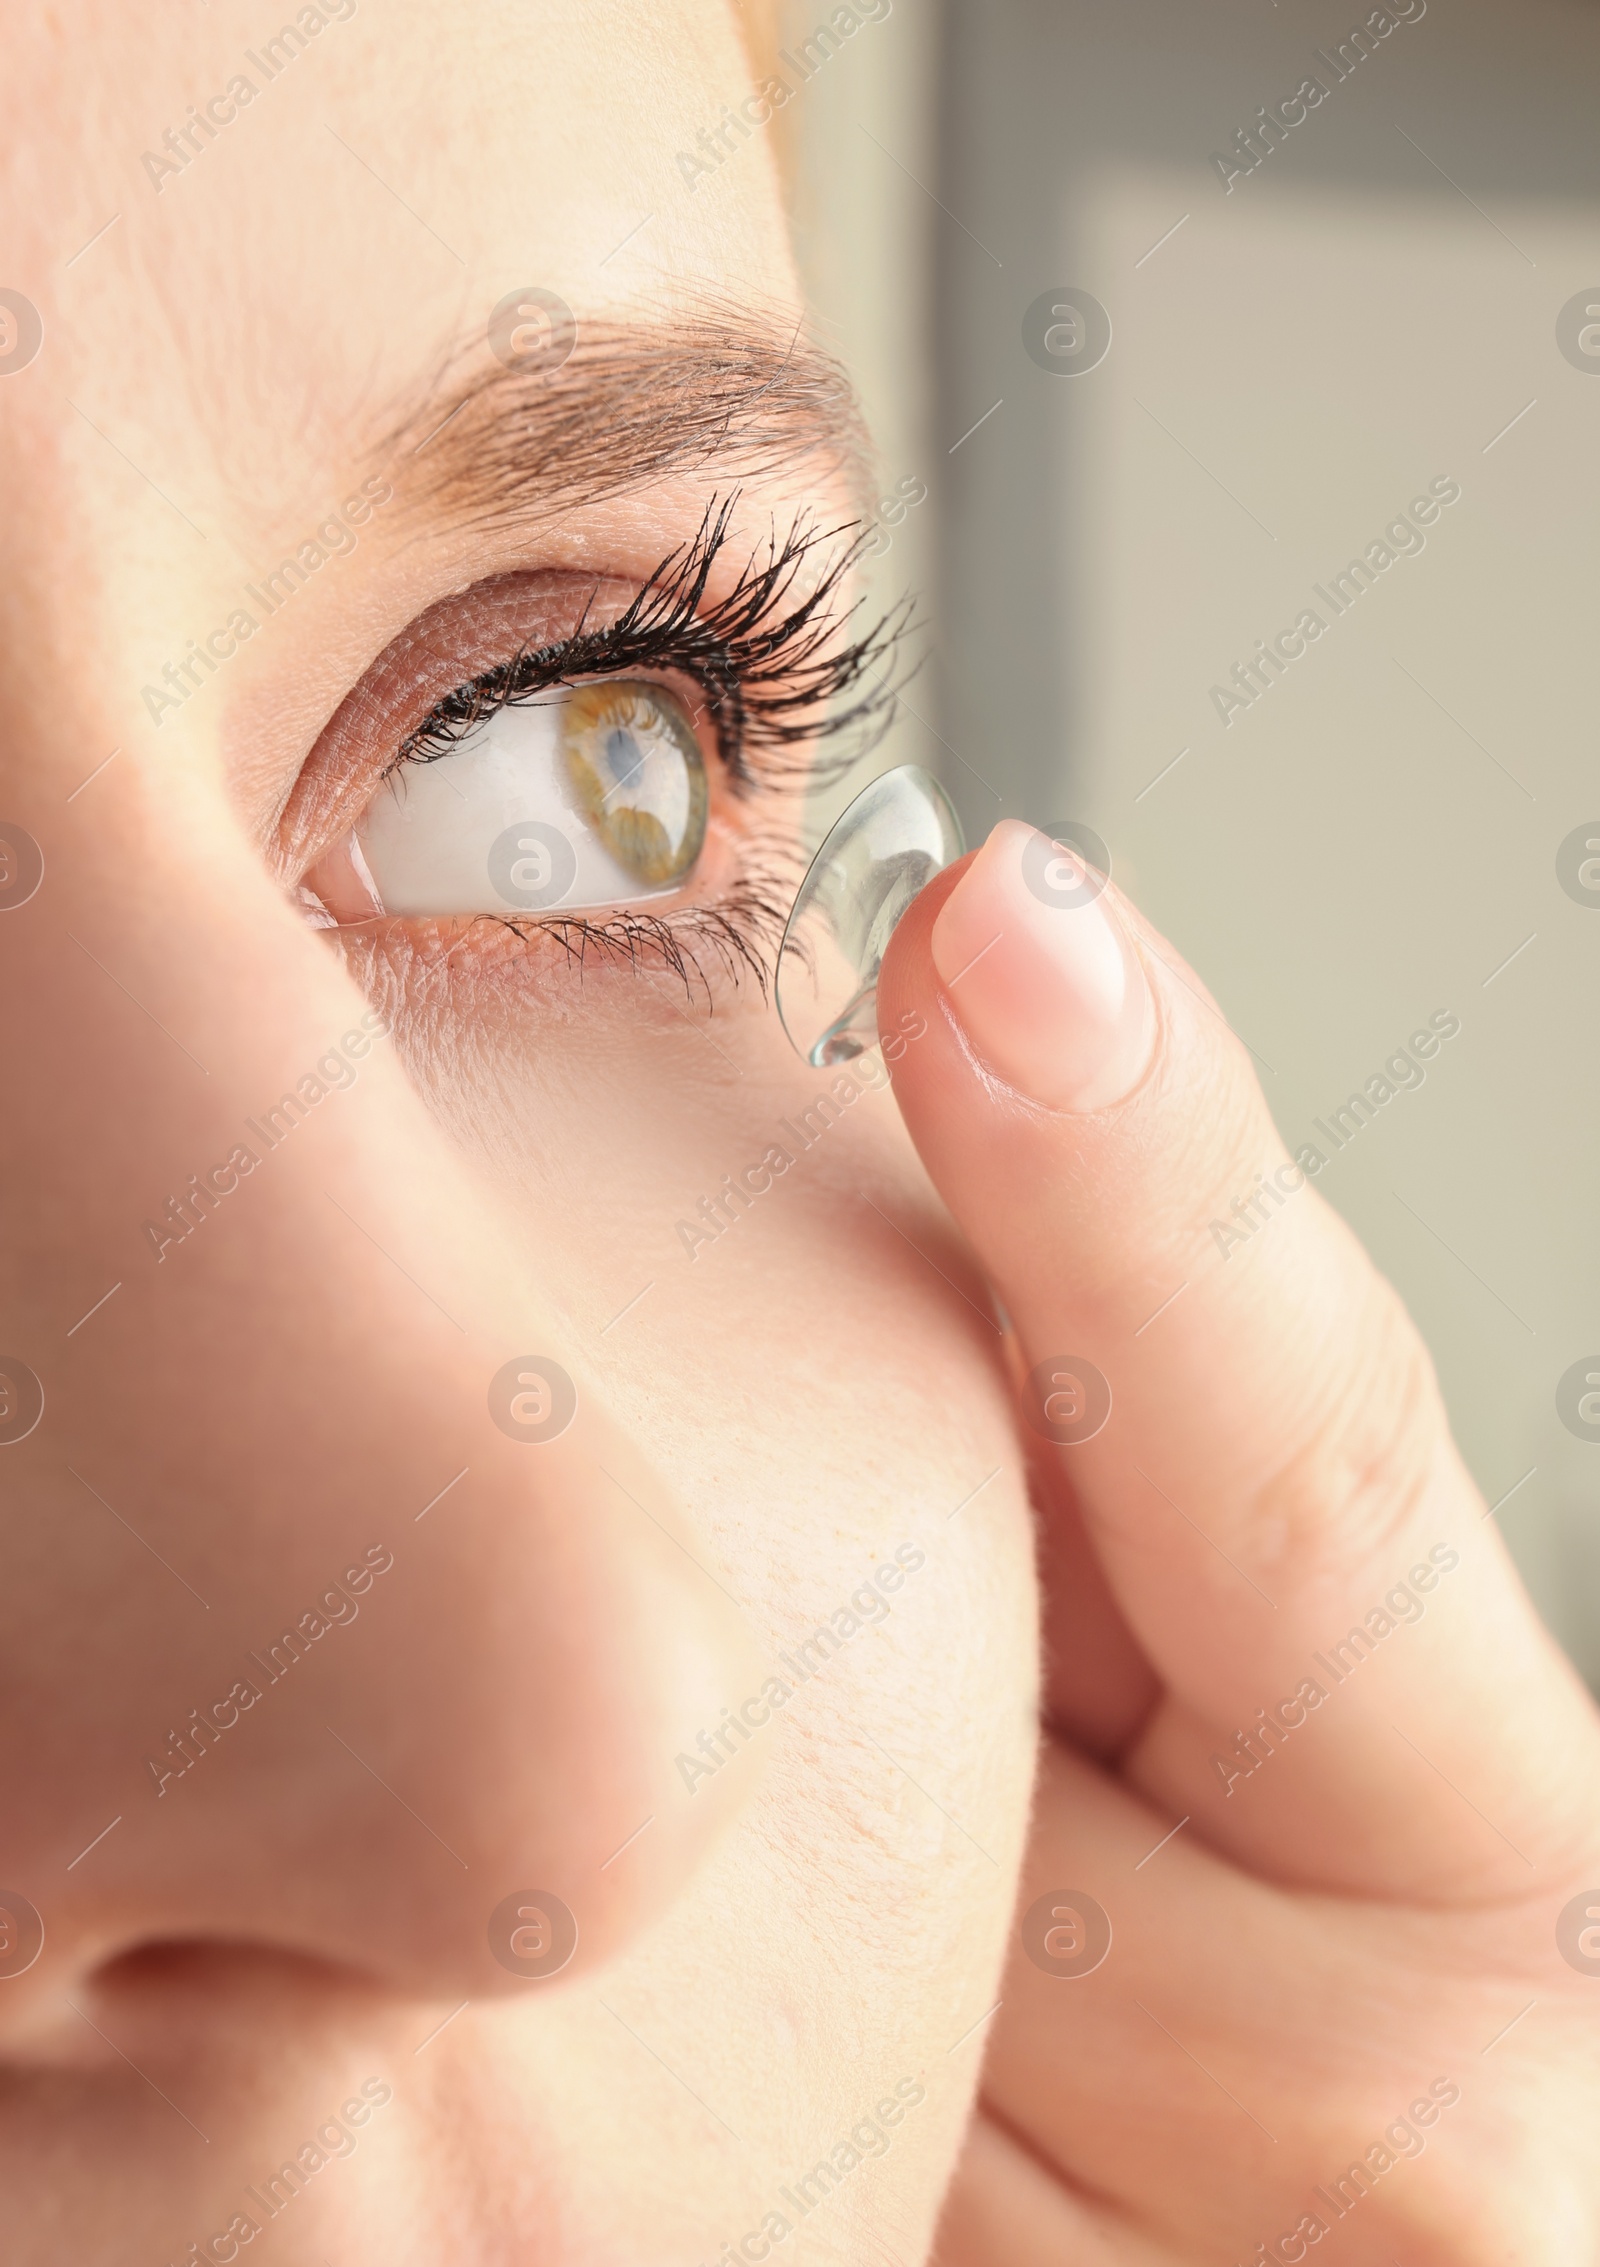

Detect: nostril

[68,1936,392,2068]
[93,1934,351,1995]
[0,1935,426,2117]
[0,1939,352,2076]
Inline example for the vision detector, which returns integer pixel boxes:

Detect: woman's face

[0,4,1037,2259]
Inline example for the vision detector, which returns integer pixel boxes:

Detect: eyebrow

[379,303,872,539]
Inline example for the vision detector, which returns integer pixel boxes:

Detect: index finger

[879,821,1600,1899]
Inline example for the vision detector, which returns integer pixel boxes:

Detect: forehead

[5,0,788,513]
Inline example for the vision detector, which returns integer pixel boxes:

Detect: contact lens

[776,764,964,1067]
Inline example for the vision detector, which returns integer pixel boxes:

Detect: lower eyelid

[316,873,796,1021]
[308,803,804,1028]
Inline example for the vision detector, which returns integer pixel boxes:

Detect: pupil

[604,725,646,803]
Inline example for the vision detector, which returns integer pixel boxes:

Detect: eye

[304,677,710,922]
[283,506,914,967]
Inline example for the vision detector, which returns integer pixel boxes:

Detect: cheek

[386,976,1039,2257]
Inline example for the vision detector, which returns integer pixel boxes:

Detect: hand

[877,820,1600,2265]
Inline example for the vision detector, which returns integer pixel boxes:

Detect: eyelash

[396,493,908,786]
[387,495,912,998]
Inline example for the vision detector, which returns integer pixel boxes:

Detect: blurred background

[760,0,1600,1688]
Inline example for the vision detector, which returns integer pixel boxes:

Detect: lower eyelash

[516,879,791,1003]
[319,892,787,1027]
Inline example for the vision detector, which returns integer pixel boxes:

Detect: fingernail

[929,820,1154,1110]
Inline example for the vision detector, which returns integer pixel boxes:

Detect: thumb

[878,820,1600,1900]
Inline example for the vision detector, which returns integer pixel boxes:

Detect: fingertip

[917,821,1154,1112]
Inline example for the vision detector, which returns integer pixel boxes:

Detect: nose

[0,675,758,2043]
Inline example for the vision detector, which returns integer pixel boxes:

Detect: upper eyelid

[392,506,746,776]
[386,495,914,798]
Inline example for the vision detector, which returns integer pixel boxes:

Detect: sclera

[356,682,707,917]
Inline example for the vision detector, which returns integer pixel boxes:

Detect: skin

[0,5,1035,2262]
[2,7,1597,2266]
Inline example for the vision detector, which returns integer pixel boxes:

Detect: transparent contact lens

[776,764,964,1067]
